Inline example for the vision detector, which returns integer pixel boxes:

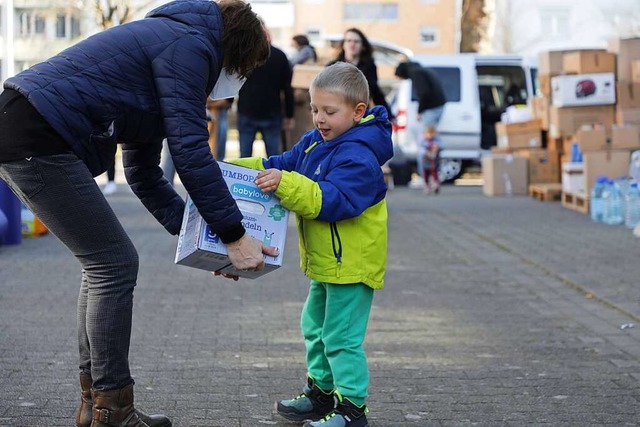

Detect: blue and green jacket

[233,106,393,289]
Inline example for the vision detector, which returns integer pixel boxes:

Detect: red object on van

[575,79,596,98]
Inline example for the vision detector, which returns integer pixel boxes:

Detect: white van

[388,54,538,184]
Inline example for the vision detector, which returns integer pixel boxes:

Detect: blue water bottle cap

[631,182,638,189]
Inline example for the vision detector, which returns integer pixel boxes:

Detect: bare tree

[94,0,156,29]
[460,0,487,53]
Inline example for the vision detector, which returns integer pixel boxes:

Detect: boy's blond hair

[310,62,370,107]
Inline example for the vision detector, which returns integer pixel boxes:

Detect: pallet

[529,183,563,202]
[561,191,589,214]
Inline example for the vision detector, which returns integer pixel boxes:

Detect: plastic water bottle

[502,173,513,197]
[615,176,631,198]
[603,180,624,225]
[590,176,607,222]
[570,143,582,163]
[625,182,640,229]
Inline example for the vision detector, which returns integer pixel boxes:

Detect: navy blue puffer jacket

[4,0,245,242]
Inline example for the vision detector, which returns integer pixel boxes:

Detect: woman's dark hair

[293,34,310,47]
[336,27,373,63]
[217,0,269,78]
[293,34,317,62]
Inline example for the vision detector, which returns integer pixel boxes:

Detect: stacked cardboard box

[609,37,640,127]
[529,47,640,213]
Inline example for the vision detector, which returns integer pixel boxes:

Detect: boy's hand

[255,169,282,193]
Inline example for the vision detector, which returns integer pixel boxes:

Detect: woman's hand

[255,169,282,193]
[225,233,279,273]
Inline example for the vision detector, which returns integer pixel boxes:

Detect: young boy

[420,125,441,194]
[231,62,392,427]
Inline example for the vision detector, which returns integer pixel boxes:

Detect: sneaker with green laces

[302,396,369,427]
[275,376,336,422]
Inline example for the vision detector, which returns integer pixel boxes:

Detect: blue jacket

[4,0,244,241]
[233,106,393,288]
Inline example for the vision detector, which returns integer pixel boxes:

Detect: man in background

[237,27,294,158]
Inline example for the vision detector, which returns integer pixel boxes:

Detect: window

[540,8,569,40]
[305,27,321,45]
[71,16,81,38]
[18,11,31,37]
[420,26,439,47]
[428,67,461,102]
[344,3,398,21]
[16,10,46,37]
[34,15,45,34]
[56,14,66,38]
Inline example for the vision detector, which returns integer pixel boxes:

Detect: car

[387,53,538,184]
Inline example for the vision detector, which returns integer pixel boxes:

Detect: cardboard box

[608,37,640,82]
[175,163,289,279]
[551,73,616,107]
[549,105,615,138]
[481,154,528,196]
[632,60,640,83]
[616,82,640,108]
[291,64,325,89]
[531,96,550,130]
[538,74,553,97]
[514,148,560,184]
[495,119,542,149]
[539,50,570,75]
[562,162,585,194]
[562,50,616,75]
[583,150,631,194]
[611,125,640,150]
[616,107,640,126]
[546,134,563,153]
[575,127,609,152]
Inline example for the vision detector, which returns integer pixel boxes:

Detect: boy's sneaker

[302,397,369,427]
[276,377,335,422]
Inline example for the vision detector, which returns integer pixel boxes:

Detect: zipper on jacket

[299,218,309,271]
[330,222,343,277]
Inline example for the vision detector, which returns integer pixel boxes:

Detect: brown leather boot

[76,375,171,427]
[92,384,172,427]
[75,372,93,427]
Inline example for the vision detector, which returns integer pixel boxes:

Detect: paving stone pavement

[1,183,639,427]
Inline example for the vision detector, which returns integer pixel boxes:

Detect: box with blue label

[175,162,289,279]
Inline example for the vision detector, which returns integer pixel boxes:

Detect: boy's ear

[354,102,368,121]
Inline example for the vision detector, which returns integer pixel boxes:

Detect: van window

[476,65,527,107]
[531,68,539,96]
[427,67,461,102]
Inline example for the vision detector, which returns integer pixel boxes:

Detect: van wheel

[438,159,463,182]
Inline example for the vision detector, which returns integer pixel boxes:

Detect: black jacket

[237,45,294,119]
[407,64,446,113]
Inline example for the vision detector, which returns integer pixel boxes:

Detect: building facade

[0,0,91,83]
[487,0,640,56]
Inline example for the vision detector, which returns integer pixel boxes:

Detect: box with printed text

[175,162,289,279]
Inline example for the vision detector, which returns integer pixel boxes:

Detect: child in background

[421,125,441,194]
[231,62,393,427]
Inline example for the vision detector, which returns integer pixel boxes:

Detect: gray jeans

[0,154,138,390]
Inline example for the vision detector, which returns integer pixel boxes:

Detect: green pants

[301,280,374,406]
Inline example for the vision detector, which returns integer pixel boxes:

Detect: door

[411,54,482,161]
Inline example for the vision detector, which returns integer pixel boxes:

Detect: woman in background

[327,28,393,121]
[290,34,318,66]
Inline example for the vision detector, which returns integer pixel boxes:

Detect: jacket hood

[146,0,223,49]
[323,105,393,166]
